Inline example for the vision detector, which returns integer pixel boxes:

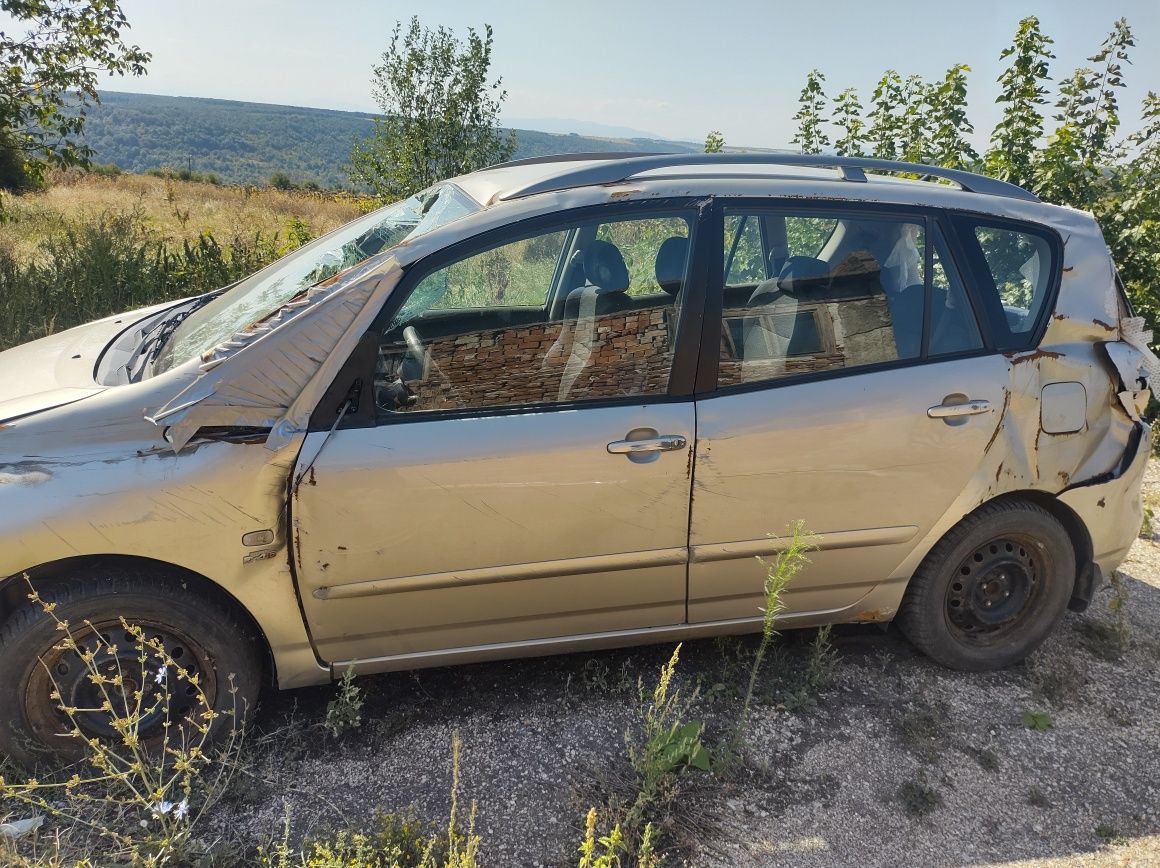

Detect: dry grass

[1,170,369,266]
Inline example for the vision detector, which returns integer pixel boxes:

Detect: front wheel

[0,570,262,767]
[897,500,1075,671]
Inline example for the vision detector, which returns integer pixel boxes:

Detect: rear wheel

[0,570,261,767]
[897,500,1075,670]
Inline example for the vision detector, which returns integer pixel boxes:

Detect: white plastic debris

[0,815,44,840]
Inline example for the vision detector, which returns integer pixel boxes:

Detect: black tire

[0,569,261,768]
[897,499,1075,671]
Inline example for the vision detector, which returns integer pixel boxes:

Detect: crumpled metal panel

[146,257,404,451]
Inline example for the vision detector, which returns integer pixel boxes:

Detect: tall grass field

[0,171,369,351]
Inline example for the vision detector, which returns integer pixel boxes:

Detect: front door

[293,207,702,664]
[689,203,1006,623]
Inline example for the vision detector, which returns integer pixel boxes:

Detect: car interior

[373,210,992,413]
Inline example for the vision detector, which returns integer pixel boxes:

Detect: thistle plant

[0,586,245,865]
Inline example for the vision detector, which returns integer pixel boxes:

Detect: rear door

[689,202,1007,623]
[292,204,707,664]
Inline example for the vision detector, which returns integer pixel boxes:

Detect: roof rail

[487,151,666,170]
[496,153,1040,203]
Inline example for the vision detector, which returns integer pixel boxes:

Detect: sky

[28,0,1160,149]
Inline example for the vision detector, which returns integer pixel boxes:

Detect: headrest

[654,236,688,295]
[583,240,630,292]
[776,256,830,294]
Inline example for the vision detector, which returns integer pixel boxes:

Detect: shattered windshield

[152,184,479,375]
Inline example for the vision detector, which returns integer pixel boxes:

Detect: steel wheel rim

[945,535,1045,645]
[23,617,218,751]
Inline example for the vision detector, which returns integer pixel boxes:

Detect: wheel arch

[0,555,276,684]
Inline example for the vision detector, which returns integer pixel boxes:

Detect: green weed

[259,733,480,867]
[325,666,364,737]
[1022,710,1054,732]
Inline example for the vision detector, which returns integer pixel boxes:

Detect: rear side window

[716,208,983,390]
[954,218,1060,349]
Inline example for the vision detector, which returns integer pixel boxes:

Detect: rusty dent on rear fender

[967,209,1154,509]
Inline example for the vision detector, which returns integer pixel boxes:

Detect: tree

[348,16,516,200]
[1038,19,1134,205]
[832,88,865,157]
[0,0,149,197]
[899,74,933,163]
[928,64,979,169]
[985,15,1054,188]
[791,69,829,154]
[704,130,725,154]
[1095,91,1160,326]
[867,70,905,160]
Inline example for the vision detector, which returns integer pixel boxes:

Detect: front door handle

[927,399,992,419]
[607,434,688,455]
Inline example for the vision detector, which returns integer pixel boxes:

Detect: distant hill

[81,91,708,188]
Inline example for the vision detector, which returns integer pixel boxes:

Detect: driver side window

[376,213,692,417]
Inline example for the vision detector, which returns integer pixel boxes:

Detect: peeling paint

[1009,349,1064,365]
[851,608,889,622]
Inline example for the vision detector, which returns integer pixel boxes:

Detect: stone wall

[717,293,898,387]
[383,306,675,412]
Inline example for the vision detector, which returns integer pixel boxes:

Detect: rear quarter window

[951,216,1061,351]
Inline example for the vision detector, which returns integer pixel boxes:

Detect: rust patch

[994,462,1004,483]
[337,545,348,551]
[1009,349,1064,365]
[1057,470,1070,487]
[1092,318,1116,332]
[320,562,330,571]
[1062,265,1075,273]
[307,466,317,486]
[982,390,1011,454]
[1052,312,1067,321]
[851,608,887,623]
[1097,497,1106,508]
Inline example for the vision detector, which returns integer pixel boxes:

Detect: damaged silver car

[0,153,1154,762]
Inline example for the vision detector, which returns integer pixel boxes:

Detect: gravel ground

[202,465,1160,867]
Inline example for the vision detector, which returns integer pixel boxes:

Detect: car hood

[0,302,175,423]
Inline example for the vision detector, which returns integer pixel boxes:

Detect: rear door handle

[927,399,991,419]
[607,434,687,454]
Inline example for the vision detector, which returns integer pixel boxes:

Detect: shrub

[269,171,295,191]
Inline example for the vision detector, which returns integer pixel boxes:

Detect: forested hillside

[80,91,704,188]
